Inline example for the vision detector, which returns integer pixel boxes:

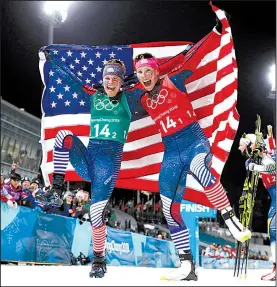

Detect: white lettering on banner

[153,105,178,122]
[106,240,130,254]
[180,204,210,213]
[91,118,120,123]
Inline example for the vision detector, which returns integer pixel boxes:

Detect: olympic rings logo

[94,98,119,111]
[146,89,168,109]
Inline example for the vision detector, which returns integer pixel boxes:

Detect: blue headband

[103,63,125,81]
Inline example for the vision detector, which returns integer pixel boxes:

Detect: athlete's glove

[245,158,252,170]
[7,199,18,209]
[83,84,96,95]
[247,162,256,171]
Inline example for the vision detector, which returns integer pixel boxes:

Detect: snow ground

[1,265,275,286]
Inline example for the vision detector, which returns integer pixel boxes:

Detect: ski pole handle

[267,125,273,137]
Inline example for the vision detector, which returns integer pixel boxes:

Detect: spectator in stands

[59,191,75,217]
[30,179,50,202]
[222,245,232,258]
[106,208,116,228]
[21,176,31,190]
[72,190,87,219]
[1,173,5,190]
[204,243,216,257]
[1,172,22,208]
[214,244,224,258]
[21,177,35,208]
[115,220,121,229]
[82,191,91,213]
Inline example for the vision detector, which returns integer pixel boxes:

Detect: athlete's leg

[88,140,124,278]
[45,130,90,204]
[185,138,251,242]
[159,139,197,281]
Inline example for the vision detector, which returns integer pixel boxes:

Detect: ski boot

[221,207,251,242]
[161,252,198,281]
[34,173,65,206]
[70,252,78,265]
[89,252,107,278]
[44,173,65,206]
[261,263,276,281]
[78,252,91,265]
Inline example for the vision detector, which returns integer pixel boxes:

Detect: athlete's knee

[160,195,183,227]
[190,153,215,187]
[55,130,73,149]
[170,202,184,226]
[89,199,108,227]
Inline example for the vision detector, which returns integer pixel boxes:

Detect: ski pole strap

[221,209,235,221]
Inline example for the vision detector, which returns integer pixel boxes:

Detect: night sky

[2,1,276,231]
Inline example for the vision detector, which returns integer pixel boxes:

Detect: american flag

[39,3,238,208]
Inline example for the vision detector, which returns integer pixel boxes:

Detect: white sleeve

[258,154,276,173]
[253,165,266,172]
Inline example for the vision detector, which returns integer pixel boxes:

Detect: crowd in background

[203,243,270,261]
[0,164,92,221]
[1,162,169,240]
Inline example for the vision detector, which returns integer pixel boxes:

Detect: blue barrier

[1,204,179,267]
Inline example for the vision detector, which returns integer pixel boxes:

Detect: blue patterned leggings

[53,130,123,228]
[159,122,230,253]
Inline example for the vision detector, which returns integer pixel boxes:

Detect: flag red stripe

[118,163,161,179]
[188,83,216,102]
[47,151,53,162]
[211,145,229,162]
[194,83,236,119]
[122,143,164,161]
[45,125,90,140]
[126,124,159,142]
[186,61,217,84]
[202,108,237,139]
[188,65,237,104]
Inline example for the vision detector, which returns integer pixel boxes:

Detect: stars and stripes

[39,3,239,208]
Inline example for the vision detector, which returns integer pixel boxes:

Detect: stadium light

[268,64,276,92]
[44,1,71,22]
[44,1,72,44]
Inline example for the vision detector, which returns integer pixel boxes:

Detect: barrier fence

[1,204,272,269]
[1,204,179,267]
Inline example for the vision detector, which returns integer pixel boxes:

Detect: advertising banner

[1,205,179,267]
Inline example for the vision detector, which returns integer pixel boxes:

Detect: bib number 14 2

[94,124,111,137]
[94,124,127,139]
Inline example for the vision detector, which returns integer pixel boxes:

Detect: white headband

[240,134,256,145]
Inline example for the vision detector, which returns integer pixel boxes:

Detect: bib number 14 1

[160,116,183,133]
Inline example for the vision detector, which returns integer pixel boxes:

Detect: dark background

[2,1,276,232]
